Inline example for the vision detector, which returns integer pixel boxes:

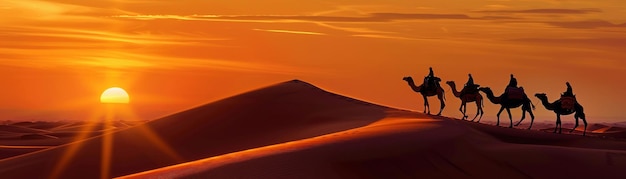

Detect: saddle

[506,87,525,100]
[462,84,480,95]
[560,96,576,110]
[424,77,442,91]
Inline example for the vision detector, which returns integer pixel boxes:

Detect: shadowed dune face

[120,115,626,179]
[0,80,399,178]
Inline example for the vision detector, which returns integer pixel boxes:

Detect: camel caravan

[402,67,588,136]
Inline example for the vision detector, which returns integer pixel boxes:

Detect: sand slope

[119,113,626,179]
[0,80,395,178]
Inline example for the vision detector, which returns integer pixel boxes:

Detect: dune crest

[0,79,400,178]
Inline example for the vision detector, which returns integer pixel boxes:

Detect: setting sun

[100,87,130,104]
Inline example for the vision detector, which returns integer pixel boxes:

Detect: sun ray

[120,108,185,162]
[49,109,104,179]
[100,105,115,179]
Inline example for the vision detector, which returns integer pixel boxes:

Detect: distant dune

[0,121,140,160]
[1,80,626,179]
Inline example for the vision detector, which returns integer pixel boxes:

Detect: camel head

[535,93,548,100]
[445,81,455,86]
[402,76,413,82]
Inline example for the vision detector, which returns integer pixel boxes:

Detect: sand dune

[0,80,396,178]
[0,121,141,160]
[10,121,67,130]
[0,125,50,134]
[2,80,626,178]
[120,114,626,179]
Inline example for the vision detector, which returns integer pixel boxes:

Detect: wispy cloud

[351,34,427,41]
[508,37,626,48]
[475,8,602,14]
[312,22,391,34]
[0,49,311,75]
[114,12,475,23]
[545,20,626,29]
[252,29,325,35]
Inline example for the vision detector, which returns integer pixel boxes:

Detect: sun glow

[100,87,130,104]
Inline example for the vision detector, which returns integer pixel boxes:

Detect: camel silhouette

[535,93,587,136]
[446,81,484,121]
[479,87,535,128]
[402,76,445,115]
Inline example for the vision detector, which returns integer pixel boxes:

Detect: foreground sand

[1,80,626,178]
[120,112,626,179]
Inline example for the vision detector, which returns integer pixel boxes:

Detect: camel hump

[506,87,525,99]
[560,96,576,110]
[426,76,441,82]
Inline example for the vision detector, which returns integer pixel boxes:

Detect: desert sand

[1,80,626,178]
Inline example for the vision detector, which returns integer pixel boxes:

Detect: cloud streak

[474,8,602,14]
[545,20,626,29]
[252,29,325,35]
[114,12,476,23]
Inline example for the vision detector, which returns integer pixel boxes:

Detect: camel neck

[539,97,554,110]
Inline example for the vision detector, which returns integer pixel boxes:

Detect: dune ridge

[0,79,398,178]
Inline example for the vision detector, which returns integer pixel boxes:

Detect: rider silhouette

[560,82,577,110]
[562,82,574,97]
[504,74,525,100]
[466,74,475,86]
[507,74,518,88]
[423,67,440,89]
[461,74,479,96]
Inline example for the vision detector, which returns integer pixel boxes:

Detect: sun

[100,87,130,104]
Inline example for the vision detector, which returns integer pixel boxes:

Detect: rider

[503,74,525,100]
[560,82,576,110]
[562,82,574,97]
[423,67,440,89]
[507,74,518,88]
[461,74,479,96]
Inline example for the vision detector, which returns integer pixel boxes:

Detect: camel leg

[506,108,513,128]
[555,114,562,134]
[463,103,467,119]
[515,103,530,127]
[475,99,484,123]
[527,107,535,130]
[423,96,430,114]
[576,112,587,136]
[471,102,480,122]
[581,114,587,136]
[571,116,579,133]
[575,103,587,136]
[496,107,505,127]
[436,93,445,116]
[459,103,465,120]
[478,106,484,122]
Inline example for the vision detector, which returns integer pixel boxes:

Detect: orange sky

[1,0,625,122]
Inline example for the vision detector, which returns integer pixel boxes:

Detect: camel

[535,93,587,136]
[445,81,484,121]
[479,87,535,128]
[402,76,445,115]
